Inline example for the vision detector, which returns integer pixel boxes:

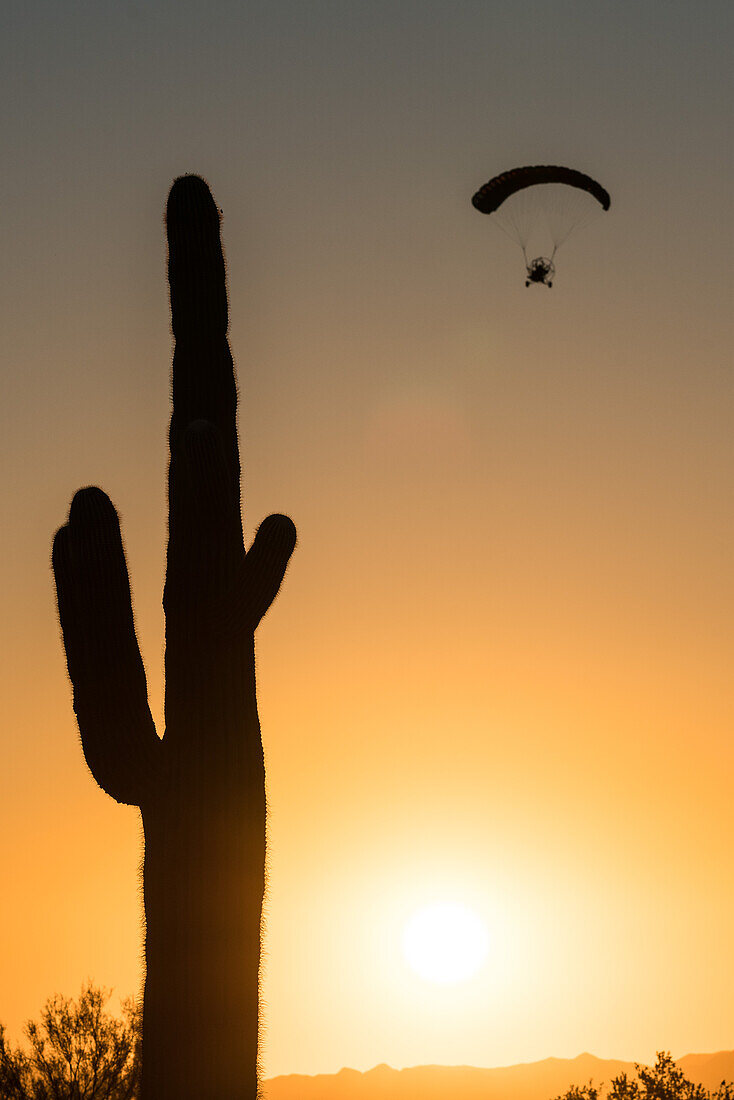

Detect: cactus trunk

[52,176,296,1099]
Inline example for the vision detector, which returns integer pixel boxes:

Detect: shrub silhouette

[52,176,296,1098]
[552,1052,734,1100]
[0,982,140,1099]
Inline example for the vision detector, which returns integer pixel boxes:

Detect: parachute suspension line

[492,197,530,250]
[490,185,540,252]
[542,182,604,252]
[491,214,527,250]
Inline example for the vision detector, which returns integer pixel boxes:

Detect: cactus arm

[52,487,161,806]
[219,512,298,635]
[173,422,296,623]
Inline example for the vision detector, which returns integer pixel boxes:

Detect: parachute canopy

[472,165,610,215]
[472,165,610,281]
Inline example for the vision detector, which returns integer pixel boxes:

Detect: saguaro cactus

[52,176,296,1098]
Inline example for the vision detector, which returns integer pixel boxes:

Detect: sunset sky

[1,0,732,1080]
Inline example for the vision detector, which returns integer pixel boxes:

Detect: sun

[402,902,489,984]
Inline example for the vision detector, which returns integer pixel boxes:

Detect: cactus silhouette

[52,176,296,1099]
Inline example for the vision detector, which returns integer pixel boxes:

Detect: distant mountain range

[262,1050,734,1100]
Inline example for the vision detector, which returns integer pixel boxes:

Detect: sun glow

[402,902,489,984]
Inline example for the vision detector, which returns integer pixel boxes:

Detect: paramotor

[472,165,610,287]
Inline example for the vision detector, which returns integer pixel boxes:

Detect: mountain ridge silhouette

[262,1050,734,1100]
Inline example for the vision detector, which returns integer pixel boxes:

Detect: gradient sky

[2,0,732,1080]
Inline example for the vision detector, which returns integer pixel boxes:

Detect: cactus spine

[52,176,296,1099]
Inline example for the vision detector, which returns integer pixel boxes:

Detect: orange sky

[2,0,733,1080]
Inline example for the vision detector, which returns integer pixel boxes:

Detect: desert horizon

[263,1049,734,1099]
[4,980,732,1095]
